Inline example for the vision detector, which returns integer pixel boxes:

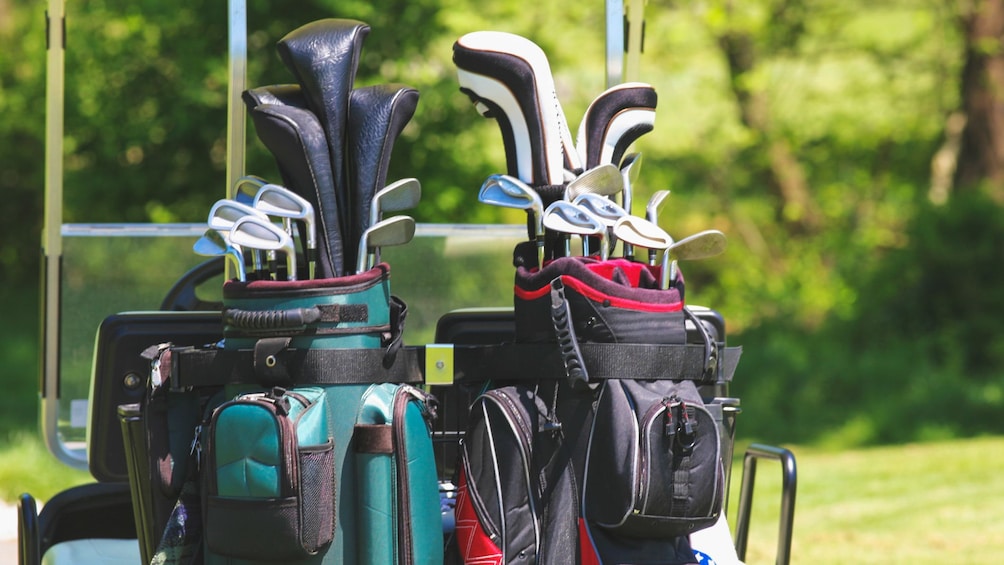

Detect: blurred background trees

[1,0,1001,446]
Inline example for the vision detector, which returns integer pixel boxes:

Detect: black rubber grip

[224,307,321,331]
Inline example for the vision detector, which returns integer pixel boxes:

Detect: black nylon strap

[445,342,741,384]
[170,345,423,388]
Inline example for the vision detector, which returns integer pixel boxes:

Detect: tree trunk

[954,0,1004,201]
[718,29,821,232]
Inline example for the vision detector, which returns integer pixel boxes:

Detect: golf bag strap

[169,342,423,388]
[445,342,741,384]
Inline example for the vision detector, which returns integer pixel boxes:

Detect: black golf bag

[451,255,741,565]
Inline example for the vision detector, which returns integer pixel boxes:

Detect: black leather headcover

[277,19,370,231]
[247,97,345,278]
[344,84,419,269]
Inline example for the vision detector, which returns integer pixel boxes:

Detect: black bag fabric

[583,379,722,538]
[454,255,732,565]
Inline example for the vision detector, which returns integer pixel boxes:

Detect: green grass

[0,432,92,502]
[730,436,1004,564]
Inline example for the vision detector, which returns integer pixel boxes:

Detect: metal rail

[734,443,798,565]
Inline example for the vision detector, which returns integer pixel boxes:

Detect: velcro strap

[170,345,423,388]
[445,342,741,384]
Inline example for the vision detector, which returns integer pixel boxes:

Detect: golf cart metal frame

[27,0,796,563]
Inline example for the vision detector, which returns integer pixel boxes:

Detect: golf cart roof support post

[42,0,79,468]
[226,0,248,283]
[605,0,624,88]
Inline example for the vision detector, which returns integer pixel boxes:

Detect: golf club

[564,163,623,202]
[610,215,672,259]
[356,215,416,274]
[232,175,268,204]
[659,229,727,289]
[346,83,420,271]
[193,228,246,282]
[619,152,642,258]
[542,200,609,260]
[454,31,579,185]
[252,183,316,279]
[208,199,272,277]
[277,19,370,241]
[575,83,656,168]
[248,101,345,279]
[230,215,298,281]
[645,189,671,265]
[479,174,545,266]
[573,192,628,256]
[369,178,422,265]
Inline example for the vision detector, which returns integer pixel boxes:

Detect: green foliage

[734,190,1004,447]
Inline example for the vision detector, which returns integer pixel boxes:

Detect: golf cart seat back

[17,310,223,565]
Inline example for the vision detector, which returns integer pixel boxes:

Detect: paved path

[3,501,20,563]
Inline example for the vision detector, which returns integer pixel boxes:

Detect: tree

[953,0,1004,198]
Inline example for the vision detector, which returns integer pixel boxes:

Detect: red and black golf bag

[451,254,742,565]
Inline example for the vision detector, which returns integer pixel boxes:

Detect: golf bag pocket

[583,378,722,538]
[353,383,444,565]
[455,384,580,564]
[204,386,334,561]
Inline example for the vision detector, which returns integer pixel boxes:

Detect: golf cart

[18,0,795,563]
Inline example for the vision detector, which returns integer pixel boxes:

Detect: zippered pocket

[583,379,722,538]
[455,386,542,564]
[203,386,334,561]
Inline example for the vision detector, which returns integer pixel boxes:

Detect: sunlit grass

[0,431,91,503]
[730,437,1004,564]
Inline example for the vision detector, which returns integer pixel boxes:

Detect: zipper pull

[677,403,697,452]
[663,398,676,439]
[189,424,203,469]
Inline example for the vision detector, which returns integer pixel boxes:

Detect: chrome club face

[208,199,272,276]
[355,215,416,274]
[542,200,609,260]
[660,229,727,289]
[479,174,545,266]
[229,215,298,281]
[565,163,623,202]
[253,183,316,279]
[193,228,246,282]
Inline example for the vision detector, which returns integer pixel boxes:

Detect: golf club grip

[225,306,322,332]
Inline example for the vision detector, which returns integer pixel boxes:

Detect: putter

[660,229,727,289]
[542,200,609,260]
[356,215,416,274]
[565,163,623,202]
[619,152,642,257]
[479,174,545,266]
[208,199,272,277]
[230,215,298,282]
[369,178,421,265]
[193,228,246,282]
[252,183,316,279]
[645,189,671,265]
